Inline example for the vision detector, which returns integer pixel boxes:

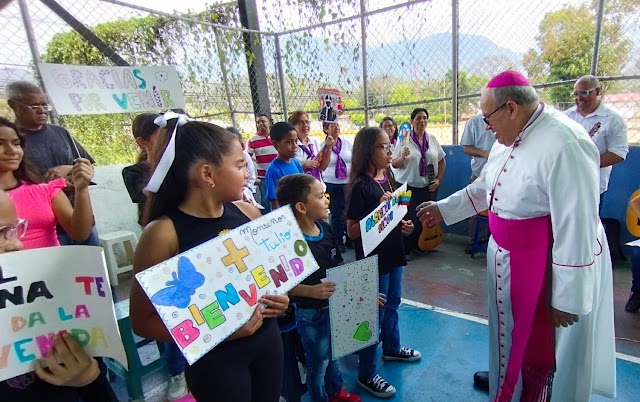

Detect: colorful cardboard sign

[317,88,344,123]
[327,256,379,360]
[135,206,320,365]
[359,183,410,256]
[0,246,127,382]
[37,63,186,115]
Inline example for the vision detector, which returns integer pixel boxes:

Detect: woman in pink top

[0,117,95,249]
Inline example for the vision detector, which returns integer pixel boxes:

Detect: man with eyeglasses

[417,70,615,401]
[564,75,628,210]
[460,113,495,254]
[0,191,118,402]
[6,80,99,246]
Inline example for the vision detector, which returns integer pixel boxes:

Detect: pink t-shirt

[8,179,67,249]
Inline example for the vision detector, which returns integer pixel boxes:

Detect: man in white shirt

[460,113,495,253]
[564,75,628,209]
[417,70,615,401]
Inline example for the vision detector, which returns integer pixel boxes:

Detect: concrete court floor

[110,233,640,401]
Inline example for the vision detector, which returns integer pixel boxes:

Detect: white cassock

[437,105,616,401]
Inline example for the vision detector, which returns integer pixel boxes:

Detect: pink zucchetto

[486,70,531,88]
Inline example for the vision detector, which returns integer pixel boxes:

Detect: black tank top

[167,202,251,252]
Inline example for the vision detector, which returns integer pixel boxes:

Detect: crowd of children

[2,100,436,401]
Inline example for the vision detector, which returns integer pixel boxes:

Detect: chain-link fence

[1,0,639,163]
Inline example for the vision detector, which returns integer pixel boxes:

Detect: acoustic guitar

[626,189,640,237]
[418,164,444,251]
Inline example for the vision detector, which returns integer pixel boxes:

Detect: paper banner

[37,63,186,115]
[135,206,320,365]
[317,88,344,123]
[0,246,127,382]
[328,256,379,360]
[359,183,410,256]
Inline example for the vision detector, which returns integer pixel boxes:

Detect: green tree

[522,4,633,105]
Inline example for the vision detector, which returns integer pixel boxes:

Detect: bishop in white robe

[417,71,616,402]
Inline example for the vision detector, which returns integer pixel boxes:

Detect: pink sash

[489,212,556,402]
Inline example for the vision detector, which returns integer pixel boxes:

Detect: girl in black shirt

[129,119,289,402]
[345,127,421,399]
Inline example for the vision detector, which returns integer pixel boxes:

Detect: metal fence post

[360,0,369,127]
[451,0,459,144]
[274,33,288,121]
[238,0,272,117]
[214,28,238,128]
[17,0,58,124]
[591,0,606,75]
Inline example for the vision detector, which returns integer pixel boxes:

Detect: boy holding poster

[129,116,290,402]
[277,174,361,402]
[345,127,420,399]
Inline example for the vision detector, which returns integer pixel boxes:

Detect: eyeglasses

[376,144,394,153]
[573,88,598,97]
[297,120,311,126]
[381,124,395,129]
[13,100,52,112]
[0,218,27,246]
[483,102,508,125]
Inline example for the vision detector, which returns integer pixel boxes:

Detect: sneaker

[625,292,640,313]
[167,373,188,401]
[329,388,362,402]
[357,374,396,398]
[383,346,421,362]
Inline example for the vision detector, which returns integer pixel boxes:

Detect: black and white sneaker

[357,374,396,398]
[382,346,421,362]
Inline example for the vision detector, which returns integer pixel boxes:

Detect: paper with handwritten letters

[327,256,379,360]
[136,206,319,364]
[0,246,126,382]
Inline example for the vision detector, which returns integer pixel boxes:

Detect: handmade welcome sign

[136,206,319,365]
[327,256,379,360]
[0,246,127,382]
[38,63,186,115]
[359,183,411,256]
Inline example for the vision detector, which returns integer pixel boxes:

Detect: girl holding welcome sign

[129,115,290,402]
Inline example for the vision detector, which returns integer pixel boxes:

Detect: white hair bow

[145,112,192,193]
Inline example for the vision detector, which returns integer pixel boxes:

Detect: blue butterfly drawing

[150,257,205,309]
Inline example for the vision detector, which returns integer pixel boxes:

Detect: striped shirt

[247,132,278,178]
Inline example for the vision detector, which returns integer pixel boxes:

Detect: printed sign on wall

[359,183,411,256]
[38,63,186,115]
[327,256,379,360]
[317,87,344,123]
[136,206,319,365]
[0,246,127,382]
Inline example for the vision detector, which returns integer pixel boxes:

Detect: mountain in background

[281,32,524,86]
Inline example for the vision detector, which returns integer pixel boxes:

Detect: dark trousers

[185,319,283,402]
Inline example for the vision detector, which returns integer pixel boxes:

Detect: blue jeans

[159,342,186,376]
[358,266,403,380]
[57,225,100,246]
[258,179,272,213]
[296,307,343,401]
[325,183,346,242]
